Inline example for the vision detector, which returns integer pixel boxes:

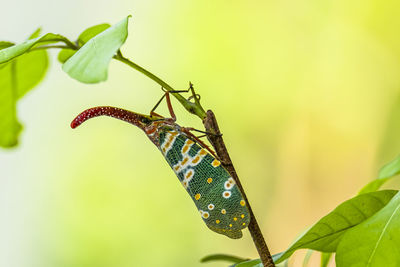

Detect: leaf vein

[366,202,400,266]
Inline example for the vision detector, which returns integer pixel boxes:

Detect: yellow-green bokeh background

[2,1,400,266]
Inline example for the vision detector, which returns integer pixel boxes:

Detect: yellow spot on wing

[169,131,178,136]
[182,146,190,154]
[212,159,221,167]
[199,149,207,156]
[181,157,189,166]
[223,191,232,198]
[186,139,194,145]
[192,156,201,164]
[185,170,193,179]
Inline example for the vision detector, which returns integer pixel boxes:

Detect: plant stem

[114,54,206,119]
[204,110,275,267]
[44,38,78,50]
[28,42,206,119]
[30,45,72,51]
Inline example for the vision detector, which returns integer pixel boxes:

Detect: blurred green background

[2,1,400,266]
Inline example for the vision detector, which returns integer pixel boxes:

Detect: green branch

[30,43,207,120]
[30,45,72,51]
[113,53,206,119]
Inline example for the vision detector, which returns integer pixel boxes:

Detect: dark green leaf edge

[200,254,249,264]
[273,190,397,263]
[231,253,283,267]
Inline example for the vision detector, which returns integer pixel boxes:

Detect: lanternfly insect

[71,91,250,239]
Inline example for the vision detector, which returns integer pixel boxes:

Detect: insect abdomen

[159,129,250,239]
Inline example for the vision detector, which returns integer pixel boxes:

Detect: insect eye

[140,117,151,124]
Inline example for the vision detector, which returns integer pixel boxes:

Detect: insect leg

[150,85,192,119]
[184,127,222,137]
[181,127,219,159]
[149,92,167,118]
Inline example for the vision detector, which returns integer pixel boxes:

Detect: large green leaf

[274,190,397,264]
[0,32,49,148]
[360,154,400,194]
[62,16,130,83]
[57,23,111,64]
[336,191,400,267]
[0,33,71,64]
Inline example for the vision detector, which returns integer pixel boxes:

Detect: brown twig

[203,110,275,267]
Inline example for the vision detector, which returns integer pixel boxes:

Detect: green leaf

[200,254,248,264]
[378,154,400,179]
[320,252,332,267]
[57,23,111,64]
[233,259,262,267]
[0,41,14,50]
[78,23,110,46]
[62,16,130,83]
[0,62,23,147]
[14,49,48,99]
[359,154,400,194]
[29,28,42,39]
[274,190,398,264]
[57,49,76,63]
[336,191,400,267]
[0,32,49,148]
[0,33,72,64]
